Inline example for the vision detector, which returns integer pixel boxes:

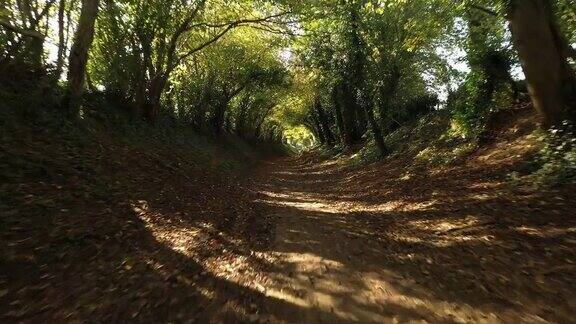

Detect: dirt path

[2,141,575,322]
[244,155,576,323]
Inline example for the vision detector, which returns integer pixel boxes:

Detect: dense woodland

[1,0,576,322]
[1,0,575,146]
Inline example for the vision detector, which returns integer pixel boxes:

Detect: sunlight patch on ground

[134,202,204,258]
[474,136,536,166]
[468,181,501,189]
[404,216,499,246]
[258,197,437,214]
[272,169,340,176]
[409,216,481,233]
[514,225,576,239]
[259,251,502,323]
[133,199,501,322]
[257,190,438,214]
[133,200,263,276]
[255,198,343,214]
[133,201,290,316]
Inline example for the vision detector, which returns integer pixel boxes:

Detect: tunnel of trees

[2,0,576,322]
[1,0,574,151]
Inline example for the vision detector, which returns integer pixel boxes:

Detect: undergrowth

[509,122,576,188]
[349,110,479,168]
[0,86,273,183]
[0,85,276,244]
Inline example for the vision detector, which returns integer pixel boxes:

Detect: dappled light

[2,0,576,322]
[245,153,576,322]
[282,126,318,154]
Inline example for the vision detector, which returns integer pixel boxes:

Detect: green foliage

[294,0,456,152]
[169,27,289,136]
[283,125,317,154]
[449,69,514,138]
[2,0,576,160]
[0,94,262,189]
[556,0,576,44]
[348,109,481,168]
[446,4,517,138]
[531,123,576,186]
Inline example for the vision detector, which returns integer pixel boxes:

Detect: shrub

[531,122,576,186]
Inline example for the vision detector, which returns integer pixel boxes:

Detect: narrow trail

[243,155,576,323]
[2,132,575,322]
[250,158,441,323]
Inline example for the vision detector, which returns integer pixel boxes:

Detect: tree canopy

[1,0,575,149]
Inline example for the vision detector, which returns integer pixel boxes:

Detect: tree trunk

[28,34,44,68]
[85,68,96,92]
[212,102,227,133]
[346,4,367,141]
[315,99,335,145]
[236,100,250,136]
[253,104,276,139]
[133,82,146,119]
[361,92,388,156]
[63,0,99,117]
[146,78,165,123]
[508,0,576,128]
[145,97,161,124]
[54,0,66,79]
[333,85,352,147]
[210,91,231,133]
[341,82,363,143]
[312,114,326,144]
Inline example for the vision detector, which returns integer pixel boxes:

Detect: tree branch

[245,23,296,36]
[468,4,499,17]
[173,12,292,69]
[0,19,44,38]
[29,0,58,30]
[163,0,207,75]
[0,0,56,38]
[0,0,56,63]
[188,11,292,29]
